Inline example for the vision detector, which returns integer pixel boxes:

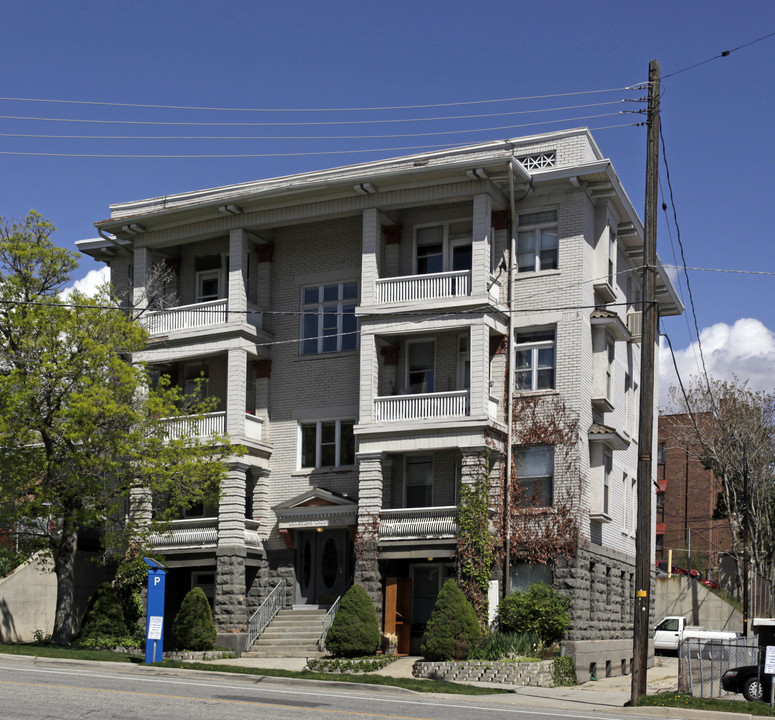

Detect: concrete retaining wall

[0,554,56,642]
[654,576,742,631]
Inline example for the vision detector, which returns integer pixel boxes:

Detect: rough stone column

[128,485,152,547]
[472,193,492,296]
[355,452,385,618]
[252,468,272,538]
[215,462,248,639]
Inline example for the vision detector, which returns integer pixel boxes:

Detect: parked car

[700,578,718,589]
[653,616,739,653]
[721,665,771,702]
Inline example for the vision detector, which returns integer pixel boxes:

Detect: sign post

[144,558,166,664]
[764,646,775,708]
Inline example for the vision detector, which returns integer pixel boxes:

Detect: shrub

[468,630,540,660]
[172,586,216,651]
[498,583,570,645]
[553,655,577,686]
[421,579,481,661]
[324,584,381,657]
[79,583,127,641]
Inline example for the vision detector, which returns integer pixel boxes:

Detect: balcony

[374,390,469,423]
[379,506,458,541]
[149,517,261,552]
[376,270,470,304]
[164,411,263,443]
[164,411,226,440]
[143,299,262,336]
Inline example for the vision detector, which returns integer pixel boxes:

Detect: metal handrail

[318,593,343,652]
[245,579,285,651]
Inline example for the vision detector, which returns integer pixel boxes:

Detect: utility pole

[631,58,660,705]
[743,445,749,636]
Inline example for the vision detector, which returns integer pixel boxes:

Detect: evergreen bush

[420,578,481,661]
[78,583,126,641]
[324,584,381,657]
[497,582,570,645]
[172,586,216,651]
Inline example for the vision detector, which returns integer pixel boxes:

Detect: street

[0,660,646,720]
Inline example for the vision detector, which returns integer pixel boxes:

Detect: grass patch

[158,659,512,694]
[0,642,142,663]
[637,692,775,715]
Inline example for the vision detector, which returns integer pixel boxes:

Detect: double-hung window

[514,329,555,391]
[195,254,224,302]
[301,282,358,355]
[300,419,355,469]
[517,210,558,272]
[514,445,554,507]
[405,455,433,507]
[407,340,435,393]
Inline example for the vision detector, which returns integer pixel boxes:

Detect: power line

[662,30,775,79]
[0,86,636,113]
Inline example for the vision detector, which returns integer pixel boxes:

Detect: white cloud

[62,266,110,299]
[659,318,775,410]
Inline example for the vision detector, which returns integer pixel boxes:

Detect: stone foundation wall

[413,659,554,686]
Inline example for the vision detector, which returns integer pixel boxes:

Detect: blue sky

[2,1,774,405]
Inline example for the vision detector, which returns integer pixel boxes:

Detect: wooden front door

[296,529,349,605]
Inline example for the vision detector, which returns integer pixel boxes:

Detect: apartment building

[78,128,682,678]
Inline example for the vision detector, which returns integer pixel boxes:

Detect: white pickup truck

[654,615,739,652]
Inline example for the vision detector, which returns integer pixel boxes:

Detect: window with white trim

[299,419,355,469]
[622,473,630,532]
[407,339,435,393]
[603,447,612,516]
[405,455,433,507]
[517,210,558,272]
[415,221,472,275]
[513,445,554,507]
[195,254,224,302]
[301,282,358,355]
[514,328,555,391]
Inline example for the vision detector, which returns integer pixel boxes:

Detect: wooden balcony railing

[150,517,262,552]
[163,411,226,440]
[374,390,469,422]
[376,270,470,304]
[144,299,227,335]
[379,506,459,541]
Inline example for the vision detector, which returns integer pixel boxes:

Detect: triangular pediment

[273,486,357,511]
[274,487,358,530]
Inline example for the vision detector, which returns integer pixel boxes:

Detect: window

[622,473,630,532]
[407,340,435,393]
[657,441,666,464]
[415,221,472,275]
[603,448,612,516]
[405,455,433,507]
[515,328,555,391]
[301,282,358,355]
[607,226,616,288]
[300,419,355,469]
[656,490,665,522]
[517,210,558,272]
[605,335,615,401]
[184,364,208,400]
[195,254,223,302]
[514,445,554,506]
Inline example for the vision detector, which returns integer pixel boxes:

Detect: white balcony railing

[244,413,263,442]
[379,506,459,541]
[374,390,469,422]
[376,270,470,304]
[150,517,218,550]
[164,411,226,440]
[150,517,262,552]
[144,299,227,335]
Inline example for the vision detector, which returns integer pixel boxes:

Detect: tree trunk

[51,522,79,644]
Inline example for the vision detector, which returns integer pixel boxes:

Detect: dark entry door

[296,529,349,605]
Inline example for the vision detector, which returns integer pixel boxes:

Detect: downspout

[504,162,517,592]
[97,225,127,250]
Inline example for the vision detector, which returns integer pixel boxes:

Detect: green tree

[172,587,216,651]
[420,579,481,661]
[78,582,127,642]
[324,584,381,657]
[0,212,236,644]
[497,582,570,645]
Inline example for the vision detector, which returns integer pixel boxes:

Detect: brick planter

[413,659,554,686]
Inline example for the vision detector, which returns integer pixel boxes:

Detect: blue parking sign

[144,558,166,663]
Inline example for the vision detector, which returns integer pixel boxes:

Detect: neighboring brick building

[78,129,681,678]
[656,413,734,578]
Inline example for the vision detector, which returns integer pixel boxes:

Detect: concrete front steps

[242,608,328,658]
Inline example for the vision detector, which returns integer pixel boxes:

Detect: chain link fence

[679,637,761,698]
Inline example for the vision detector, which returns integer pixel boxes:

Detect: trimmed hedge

[79,583,126,641]
[421,579,481,661]
[497,583,570,645]
[324,584,381,657]
[172,587,216,651]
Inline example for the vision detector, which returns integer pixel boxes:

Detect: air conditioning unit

[627,311,642,341]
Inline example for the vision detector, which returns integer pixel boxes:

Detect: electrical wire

[0,86,636,113]
[662,30,775,79]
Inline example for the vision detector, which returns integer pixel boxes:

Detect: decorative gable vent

[516,150,556,170]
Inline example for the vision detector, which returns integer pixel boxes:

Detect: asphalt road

[0,659,648,720]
